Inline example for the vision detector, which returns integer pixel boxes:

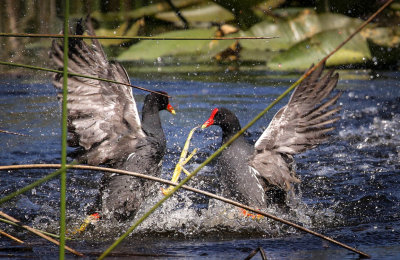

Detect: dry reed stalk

[0,211,83,257]
[0,228,24,244]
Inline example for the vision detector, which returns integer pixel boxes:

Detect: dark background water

[0,69,399,259]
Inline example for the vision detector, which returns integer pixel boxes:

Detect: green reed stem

[0,32,277,41]
[59,1,69,258]
[0,61,169,97]
[0,217,71,240]
[0,162,77,206]
[0,60,65,74]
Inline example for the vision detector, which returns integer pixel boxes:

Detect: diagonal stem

[0,162,78,206]
[0,211,82,256]
[0,217,70,240]
[59,0,69,258]
[0,129,28,136]
[0,163,370,258]
[0,228,24,244]
[0,32,278,41]
[0,61,170,98]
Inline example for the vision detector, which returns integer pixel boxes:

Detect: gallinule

[202,63,341,209]
[50,20,175,221]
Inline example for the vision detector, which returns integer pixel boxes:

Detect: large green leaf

[117,27,234,61]
[155,2,234,25]
[239,12,362,51]
[267,28,371,71]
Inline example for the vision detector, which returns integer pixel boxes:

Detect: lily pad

[267,27,371,71]
[239,11,362,51]
[117,27,234,62]
[155,2,234,25]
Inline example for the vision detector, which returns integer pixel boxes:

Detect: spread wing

[250,62,341,190]
[50,20,145,165]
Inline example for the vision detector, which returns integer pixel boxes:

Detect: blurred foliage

[91,0,205,22]
[268,28,372,70]
[154,1,234,26]
[93,19,144,47]
[1,0,400,73]
[238,11,363,51]
[117,27,234,61]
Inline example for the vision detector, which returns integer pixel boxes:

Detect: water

[0,69,399,259]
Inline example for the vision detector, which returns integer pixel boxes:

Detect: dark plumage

[202,63,341,209]
[50,20,175,221]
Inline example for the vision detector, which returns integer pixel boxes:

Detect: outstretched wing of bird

[250,62,341,190]
[50,19,145,165]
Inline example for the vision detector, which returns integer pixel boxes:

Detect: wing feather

[50,19,145,165]
[251,62,341,191]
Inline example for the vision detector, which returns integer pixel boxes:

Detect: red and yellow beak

[167,103,176,115]
[202,108,218,129]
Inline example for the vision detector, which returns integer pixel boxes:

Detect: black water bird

[50,20,175,221]
[202,63,341,209]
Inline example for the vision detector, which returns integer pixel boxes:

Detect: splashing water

[0,71,399,258]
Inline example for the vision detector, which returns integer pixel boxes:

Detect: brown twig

[0,32,278,40]
[165,0,190,29]
[0,217,67,240]
[0,129,28,137]
[0,211,83,257]
[0,228,24,244]
[0,164,369,258]
[259,247,267,260]
[0,60,170,98]
[244,247,267,260]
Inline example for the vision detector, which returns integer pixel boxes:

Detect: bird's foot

[240,208,263,220]
[161,186,174,196]
[67,213,101,235]
[162,126,200,196]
